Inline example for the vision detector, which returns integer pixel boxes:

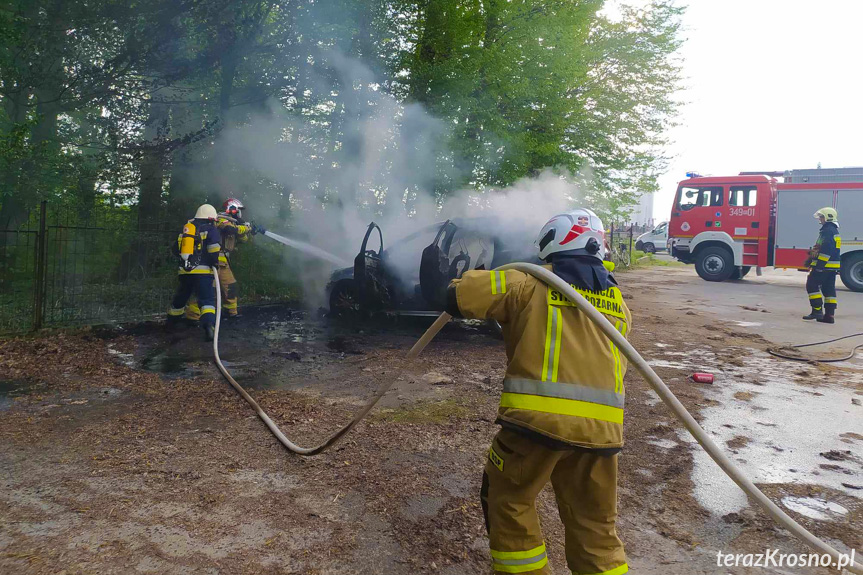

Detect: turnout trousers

[168,274,216,327]
[481,428,627,575]
[806,270,837,317]
[185,260,238,319]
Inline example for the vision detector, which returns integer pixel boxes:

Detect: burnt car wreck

[326,218,540,316]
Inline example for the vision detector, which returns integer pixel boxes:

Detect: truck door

[726,185,764,267]
[669,185,724,239]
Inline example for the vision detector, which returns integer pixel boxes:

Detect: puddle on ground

[781,496,849,521]
[107,346,135,368]
[734,321,763,327]
[263,317,322,343]
[666,348,863,517]
[643,389,662,407]
[0,380,39,411]
[140,349,206,379]
[647,438,679,450]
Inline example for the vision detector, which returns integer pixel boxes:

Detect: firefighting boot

[802,309,824,321]
[203,324,215,341]
[816,314,835,324]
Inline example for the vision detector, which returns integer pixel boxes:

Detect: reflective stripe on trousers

[491,543,548,573]
[579,564,630,575]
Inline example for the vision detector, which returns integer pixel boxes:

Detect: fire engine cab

[667,168,863,292]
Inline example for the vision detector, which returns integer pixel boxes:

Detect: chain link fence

[0,201,299,334]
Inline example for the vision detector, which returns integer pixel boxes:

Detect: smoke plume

[188,51,602,306]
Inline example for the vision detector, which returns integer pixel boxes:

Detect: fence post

[33,200,47,331]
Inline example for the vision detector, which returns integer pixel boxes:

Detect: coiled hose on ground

[768,331,863,363]
[212,264,862,573]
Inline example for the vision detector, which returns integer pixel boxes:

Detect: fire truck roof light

[685,171,702,178]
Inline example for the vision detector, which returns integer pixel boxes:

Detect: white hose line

[211,263,861,571]
[501,263,862,574]
[213,266,450,455]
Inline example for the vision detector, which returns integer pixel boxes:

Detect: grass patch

[629,250,685,268]
[373,398,470,424]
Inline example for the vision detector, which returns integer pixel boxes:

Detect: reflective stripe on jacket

[452,267,631,449]
[812,222,841,272]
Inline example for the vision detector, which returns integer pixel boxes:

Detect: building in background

[625,192,656,227]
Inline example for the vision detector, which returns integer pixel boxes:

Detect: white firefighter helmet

[814,207,838,223]
[536,208,606,261]
[223,197,245,218]
[194,204,218,220]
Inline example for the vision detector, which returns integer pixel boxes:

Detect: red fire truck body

[667,172,863,292]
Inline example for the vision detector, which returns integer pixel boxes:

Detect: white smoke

[190,50,603,306]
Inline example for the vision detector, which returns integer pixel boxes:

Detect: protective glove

[252,223,266,235]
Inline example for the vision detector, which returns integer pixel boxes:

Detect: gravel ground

[0,268,860,574]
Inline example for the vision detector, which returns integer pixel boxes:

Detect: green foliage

[1,0,683,223]
[0,0,684,325]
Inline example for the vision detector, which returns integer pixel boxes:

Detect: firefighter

[214,198,265,317]
[184,198,265,320]
[445,209,630,575]
[167,204,222,340]
[803,207,841,323]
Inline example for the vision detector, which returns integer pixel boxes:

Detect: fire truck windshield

[676,186,723,211]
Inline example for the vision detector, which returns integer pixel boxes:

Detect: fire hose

[768,332,863,363]
[212,264,862,572]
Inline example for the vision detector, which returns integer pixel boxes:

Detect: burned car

[326,218,541,316]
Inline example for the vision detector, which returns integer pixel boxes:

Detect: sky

[651,0,863,221]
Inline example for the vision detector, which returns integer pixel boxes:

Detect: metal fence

[0,201,298,334]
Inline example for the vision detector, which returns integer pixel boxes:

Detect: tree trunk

[137,99,169,230]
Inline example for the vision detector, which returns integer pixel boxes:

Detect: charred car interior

[326,219,540,316]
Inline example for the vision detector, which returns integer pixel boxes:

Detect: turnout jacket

[812,222,841,272]
[216,213,253,259]
[451,265,631,449]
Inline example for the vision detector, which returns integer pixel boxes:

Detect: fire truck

[667,168,863,292]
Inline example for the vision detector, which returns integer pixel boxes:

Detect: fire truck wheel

[694,246,735,282]
[840,252,863,292]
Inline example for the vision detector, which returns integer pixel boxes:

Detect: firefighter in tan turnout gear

[446,209,630,575]
[214,198,264,317]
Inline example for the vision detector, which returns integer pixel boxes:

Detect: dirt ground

[1,267,861,575]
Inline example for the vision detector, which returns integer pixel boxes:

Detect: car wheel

[695,246,735,282]
[329,280,361,316]
[730,266,751,280]
[643,242,655,254]
[840,252,863,292]
[635,240,644,251]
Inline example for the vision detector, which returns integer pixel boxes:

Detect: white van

[635,221,668,253]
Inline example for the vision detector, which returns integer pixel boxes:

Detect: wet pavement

[631,265,863,526]
[643,261,863,359]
